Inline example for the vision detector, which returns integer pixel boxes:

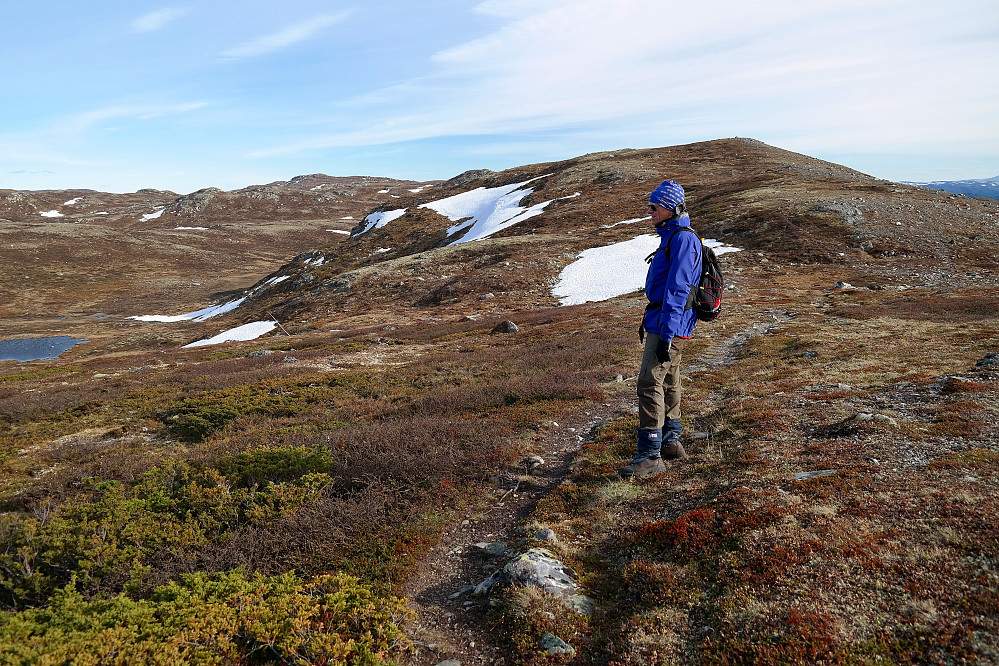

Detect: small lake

[0,336,90,362]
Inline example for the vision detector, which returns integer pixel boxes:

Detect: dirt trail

[402,390,631,665]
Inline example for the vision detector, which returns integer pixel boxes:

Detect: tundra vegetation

[0,139,997,664]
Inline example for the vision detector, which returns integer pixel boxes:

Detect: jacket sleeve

[657,231,700,338]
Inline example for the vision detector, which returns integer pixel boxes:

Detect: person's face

[648,203,673,226]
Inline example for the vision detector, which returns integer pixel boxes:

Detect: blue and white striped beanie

[649,180,685,210]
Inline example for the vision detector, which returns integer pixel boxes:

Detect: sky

[2,0,997,193]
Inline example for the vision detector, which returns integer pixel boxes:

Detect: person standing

[619,180,701,479]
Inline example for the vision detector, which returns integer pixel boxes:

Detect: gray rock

[811,203,863,223]
[479,292,495,300]
[443,169,494,189]
[436,660,462,666]
[534,529,557,542]
[540,633,575,657]
[448,584,476,599]
[491,320,519,334]
[855,412,897,426]
[474,548,580,598]
[473,542,508,558]
[614,374,624,382]
[794,470,837,481]
[976,353,999,368]
[524,455,545,470]
[834,281,855,289]
[248,350,274,357]
[568,594,596,616]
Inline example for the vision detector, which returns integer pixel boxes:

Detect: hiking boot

[660,440,689,461]
[618,455,666,479]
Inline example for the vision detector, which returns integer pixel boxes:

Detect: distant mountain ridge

[904,175,999,200]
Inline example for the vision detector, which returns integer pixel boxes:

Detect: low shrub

[0,570,412,665]
[214,445,336,488]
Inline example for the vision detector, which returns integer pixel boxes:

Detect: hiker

[619,180,702,479]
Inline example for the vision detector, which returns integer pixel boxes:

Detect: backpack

[645,227,724,323]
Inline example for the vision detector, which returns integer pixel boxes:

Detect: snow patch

[378,188,390,193]
[354,208,407,235]
[602,216,650,228]
[140,208,165,222]
[326,229,350,234]
[552,234,744,306]
[419,174,552,244]
[183,321,277,348]
[40,210,64,218]
[375,247,392,254]
[175,226,209,230]
[131,276,289,323]
[94,211,108,215]
[63,197,82,205]
[340,216,354,219]
[703,238,744,256]
[552,235,660,306]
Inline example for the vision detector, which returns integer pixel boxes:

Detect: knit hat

[649,180,685,210]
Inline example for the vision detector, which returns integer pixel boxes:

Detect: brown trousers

[637,334,685,431]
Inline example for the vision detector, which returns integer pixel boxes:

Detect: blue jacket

[643,217,701,340]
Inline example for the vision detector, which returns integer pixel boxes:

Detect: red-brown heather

[1,138,997,664]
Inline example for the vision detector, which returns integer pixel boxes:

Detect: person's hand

[655,338,672,364]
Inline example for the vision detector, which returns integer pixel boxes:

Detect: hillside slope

[0,138,997,665]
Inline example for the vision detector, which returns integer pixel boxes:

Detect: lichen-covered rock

[540,632,575,656]
[474,548,579,598]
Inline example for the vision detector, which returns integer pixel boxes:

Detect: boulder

[491,320,519,334]
[474,548,580,598]
[540,633,575,657]
[975,353,999,369]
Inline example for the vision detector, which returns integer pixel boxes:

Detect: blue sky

[2,0,997,193]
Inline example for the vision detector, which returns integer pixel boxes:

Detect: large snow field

[552,234,743,306]
[419,175,552,244]
[182,321,277,347]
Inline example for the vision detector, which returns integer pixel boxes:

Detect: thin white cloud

[130,8,188,33]
[250,0,999,164]
[220,12,351,60]
[56,102,209,134]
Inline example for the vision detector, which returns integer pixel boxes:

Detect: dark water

[0,336,89,362]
